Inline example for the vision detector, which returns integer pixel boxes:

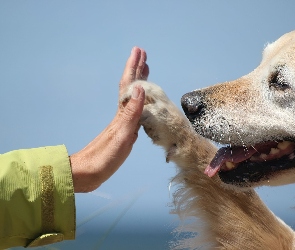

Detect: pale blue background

[1,1,295,249]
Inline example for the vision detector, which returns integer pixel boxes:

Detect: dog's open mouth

[204,140,295,185]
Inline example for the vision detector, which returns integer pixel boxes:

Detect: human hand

[70,47,149,192]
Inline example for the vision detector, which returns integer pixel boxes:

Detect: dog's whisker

[250,145,259,153]
[236,130,247,149]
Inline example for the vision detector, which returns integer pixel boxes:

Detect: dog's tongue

[204,141,281,177]
[204,146,257,177]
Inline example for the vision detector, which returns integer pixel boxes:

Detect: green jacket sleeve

[0,145,76,248]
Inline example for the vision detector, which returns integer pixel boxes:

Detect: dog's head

[181,30,295,188]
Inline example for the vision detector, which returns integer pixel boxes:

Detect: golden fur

[121,31,295,249]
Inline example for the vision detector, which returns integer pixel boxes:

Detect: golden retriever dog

[121,30,295,249]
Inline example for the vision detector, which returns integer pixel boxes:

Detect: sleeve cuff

[27,145,76,247]
[0,145,76,248]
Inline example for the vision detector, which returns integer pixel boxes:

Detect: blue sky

[1,1,295,249]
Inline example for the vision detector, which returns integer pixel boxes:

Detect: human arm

[0,47,149,248]
[70,47,149,192]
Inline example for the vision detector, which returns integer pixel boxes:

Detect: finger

[121,85,145,129]
[141,64,149,81]
[135,49,147,80]
[119,47,141,95]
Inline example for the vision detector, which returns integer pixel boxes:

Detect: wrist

[69,149,100,193]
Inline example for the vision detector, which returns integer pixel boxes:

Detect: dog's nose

[181,91,205,121]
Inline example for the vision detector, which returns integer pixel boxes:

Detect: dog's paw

[121,80,199,163]
[120,81,170,140]
[120,81,189,148]
[120,80,169,106]
[121,81,215,166]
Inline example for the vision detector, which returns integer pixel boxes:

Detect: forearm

[70,116,139,193]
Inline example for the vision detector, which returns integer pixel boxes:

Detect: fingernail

[131,46,137,54]
[132,85,140,99]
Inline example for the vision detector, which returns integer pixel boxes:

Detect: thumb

[121,85,145,127]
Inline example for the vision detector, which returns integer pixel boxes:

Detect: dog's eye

[268,68,290,91]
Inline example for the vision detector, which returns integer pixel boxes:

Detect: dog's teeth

[289,153,295,160]
[270,148,280,155]
[277,141,291,150]
[225,161,236,170]
[260,154,268,160]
